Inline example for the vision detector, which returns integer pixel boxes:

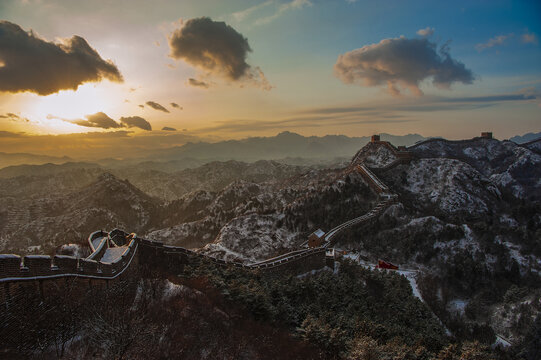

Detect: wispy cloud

[232,1,273,22]
[440,93,536,103]
[416,27,434,37]
[254,0,312,26]
[521,31,538,45]
[475,33,513,52]
[0,112,30,123]
[192,89,537,135]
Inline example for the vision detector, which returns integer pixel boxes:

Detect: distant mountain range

[0,132,426,169]
[0,151,72,169]
[1,131,539,169]
[144,131,426,163]
[510,131,541,144]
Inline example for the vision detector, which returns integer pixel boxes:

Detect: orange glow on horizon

[25,83,122,134]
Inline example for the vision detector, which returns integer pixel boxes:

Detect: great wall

[3,133,523,303]
[0,140,407,307]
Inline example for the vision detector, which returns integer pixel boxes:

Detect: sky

[0,0,540,158]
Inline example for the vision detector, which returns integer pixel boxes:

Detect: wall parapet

[0,239,138,282]
[87,230,108,260]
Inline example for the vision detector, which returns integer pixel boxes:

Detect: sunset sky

[0,0,540,158]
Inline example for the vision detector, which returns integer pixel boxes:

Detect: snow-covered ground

[402,158,497,216]
[447,299,468,316]
[92,236,105,251]
[202,213,301,263]
[100,246,128,263]
[57,243,85,258]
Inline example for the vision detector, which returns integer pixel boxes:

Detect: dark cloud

[0,112,30,122]
[170,102,182,109]
[334,37,475,96]
[188,78,210,89]
[162,126,177,131]
[120,116,152,131]
[50,112,152,131]
[138,104,144,109]
[69,112,121,129]
[0,21,123,95]
[169,17,270,89]
[145,101,170,113]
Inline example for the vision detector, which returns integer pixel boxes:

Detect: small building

[397,145,407,151]
[481,132,493,139]
[377,259,398,270]
[371,134,381,143]
[308,229,325,248]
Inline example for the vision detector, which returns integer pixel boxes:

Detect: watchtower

[481,132,492,139]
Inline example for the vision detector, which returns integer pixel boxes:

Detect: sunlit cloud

[0,20,122,95]
[334,36,474,96]
[416,27,434,37]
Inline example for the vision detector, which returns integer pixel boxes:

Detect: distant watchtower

[481,132,493,139]
[371,135,381,143]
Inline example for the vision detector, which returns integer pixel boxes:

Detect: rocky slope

[410,138,541,201]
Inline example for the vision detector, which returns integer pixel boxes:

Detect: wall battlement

[0,238,138,282]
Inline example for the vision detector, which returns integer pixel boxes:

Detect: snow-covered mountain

[409,138,541,201]
[1,135,539,347]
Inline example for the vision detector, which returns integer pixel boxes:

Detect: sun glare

[28,84,119,133]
